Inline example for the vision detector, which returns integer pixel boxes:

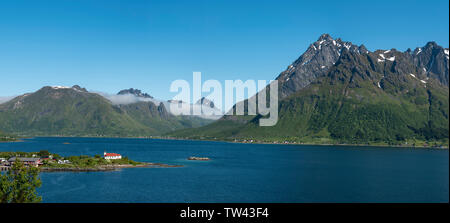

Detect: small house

[57,160,71,164]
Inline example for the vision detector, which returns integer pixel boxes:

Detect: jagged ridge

[167,34,449,146]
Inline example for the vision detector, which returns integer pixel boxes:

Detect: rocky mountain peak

[117,88,153,99]
[410,42,449,85]
[317,33,333,42]
[276,34,365,98]
[359,44,369,53]
[72,85,88,92]
[196,97,215,108]
[275,35,449,99]
[424,41,438,48]
[40,85,89,94]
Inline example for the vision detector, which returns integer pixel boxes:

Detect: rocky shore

[187,157,210,161]
[40,162,183,172]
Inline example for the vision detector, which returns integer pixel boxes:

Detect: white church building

[104,151,122,160]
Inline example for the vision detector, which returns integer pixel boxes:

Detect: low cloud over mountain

[97,92,157,105]
[0,96,15,104]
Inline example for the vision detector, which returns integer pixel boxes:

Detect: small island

[0,150,182,172]
[187,156,210,161]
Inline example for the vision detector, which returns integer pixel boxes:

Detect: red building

[103,152,122,160]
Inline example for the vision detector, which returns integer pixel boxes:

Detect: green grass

[62,155,142,168]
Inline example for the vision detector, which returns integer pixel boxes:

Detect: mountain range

[0,86,214,137]
[0,34,448,146]
[167,34,449,146]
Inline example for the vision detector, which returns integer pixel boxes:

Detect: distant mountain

[168,34,449,146]
[0,86,213,137]
[118,88,153,98]
[196,97,215,108]
[115,89,214,133]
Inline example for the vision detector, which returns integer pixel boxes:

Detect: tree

[0,160,42,203]
[38,150,50,157]
[52,153,62,160]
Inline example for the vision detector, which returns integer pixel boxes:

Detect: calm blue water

[0,137,448,203]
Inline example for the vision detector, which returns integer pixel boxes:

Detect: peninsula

[0,150,182,172]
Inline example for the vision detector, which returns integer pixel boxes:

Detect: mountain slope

[0,86,214,136]
[0,86,157,136]
[167,35,449,146]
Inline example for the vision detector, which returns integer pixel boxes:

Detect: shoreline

[8,135,449,149]
[152,137,449,150]
[39,162,183,172]
[0,139,22,143]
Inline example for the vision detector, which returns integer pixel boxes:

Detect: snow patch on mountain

[386,56,395,61]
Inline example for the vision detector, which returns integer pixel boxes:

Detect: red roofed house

[104,151,122,160]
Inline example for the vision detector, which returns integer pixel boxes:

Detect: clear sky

[0,0,448,100]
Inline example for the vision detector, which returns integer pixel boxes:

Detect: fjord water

[0,137,448,203]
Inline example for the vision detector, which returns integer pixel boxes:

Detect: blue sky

[0,0,448,100]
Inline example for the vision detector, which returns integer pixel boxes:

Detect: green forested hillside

[0,86,155,136]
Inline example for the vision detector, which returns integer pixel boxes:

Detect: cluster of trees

[0,161,42,203]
